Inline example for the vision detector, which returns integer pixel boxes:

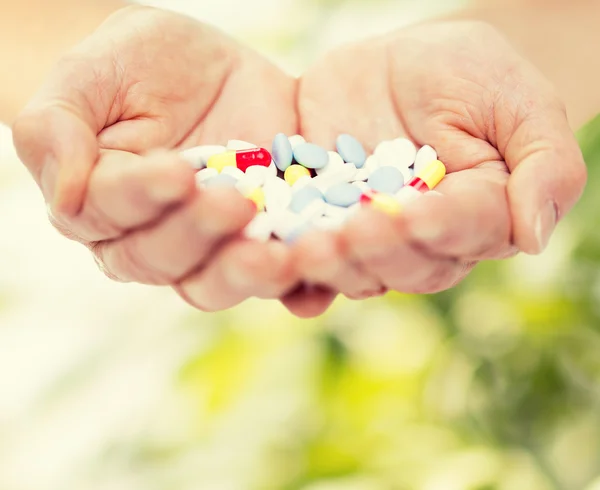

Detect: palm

[293,22,581,299]
[90,7,296,154]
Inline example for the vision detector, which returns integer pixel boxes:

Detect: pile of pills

[180,134,446,243]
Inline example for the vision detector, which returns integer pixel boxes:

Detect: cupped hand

[291,20,587,304]
[12,5,300,312]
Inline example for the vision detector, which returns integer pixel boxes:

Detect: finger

[293,230,384,299]
[176,239,297,312]
[93,187,256,284]
[12,54,119,216]
[281,285,338,319]
[402,163,517,260]
[343,208,470,294]
[502,98,587,254]
[54,150,196,243]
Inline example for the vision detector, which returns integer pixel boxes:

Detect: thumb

[12,55,118,217]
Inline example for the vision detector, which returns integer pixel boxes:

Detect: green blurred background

[1,0,600,489]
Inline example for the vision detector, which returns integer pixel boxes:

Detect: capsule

[360,190,402,216]
[207,148,272,173]
[406,160,446,192]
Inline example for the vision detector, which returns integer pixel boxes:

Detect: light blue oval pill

[368,166,405,194]
[289,186,324,213]
[205,174,237,187]
[325,183,363,208]
[336,134,367,168]
[272,133,293,172]
[293,143,329,169]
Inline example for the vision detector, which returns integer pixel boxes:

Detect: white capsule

[226,139,257,151]
[244,213,274,242]
[313,163,358,192]
[414,145,438,174]
[395,185,422,205]
[221,166,245,180]
[316,151,346,176]
[195,167,218,185]
[263,176,292,212]
[181,145,226,170]
[288,135,306,150]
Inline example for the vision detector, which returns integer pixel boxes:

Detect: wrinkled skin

[287,21,587,315]
[12,7,587,318]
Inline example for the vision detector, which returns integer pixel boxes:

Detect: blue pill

[272,133,293,172]
[336,134,367,169]
[205,174,237,187]
[289,186,324,213]
[293,143,329,169]
[368,166,405,194]
[325,183,363,207]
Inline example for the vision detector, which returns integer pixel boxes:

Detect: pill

[300,198,327,220]
[361,190,402,216]
[288,134,306,150]
[204,173,237,187]
[352,168,371,182]
[246,164,271,184]
[272,133,294,172]
[392,138,417,167]
[293,143,329,169]
[368,166,405,194]
[221,166,245,180]
[316,151,345,176]
[264,176,292,211]
[395,185,422,205]
[227,140,257,151]
[180,145,226,170]
[196,167,218,184]
[352,181,370,193]
[291,175,312,191]
[407,160,446,192]
[285,164,311,186]
[325,182,363,207]
[268,162,278,176]
[364,154,381,173]
[244,213,274,242]
[271,210,308,241]
[207,148,272,172]
[336,134,367,168]
[372,193,402,215]
[290,186,324,213]
[376,138,416,168]
[414,145,438,174]
[246,187,266,212]
[323,202,351,221]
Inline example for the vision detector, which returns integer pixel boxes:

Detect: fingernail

[534,200,558,252]
[40,156,58,202]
